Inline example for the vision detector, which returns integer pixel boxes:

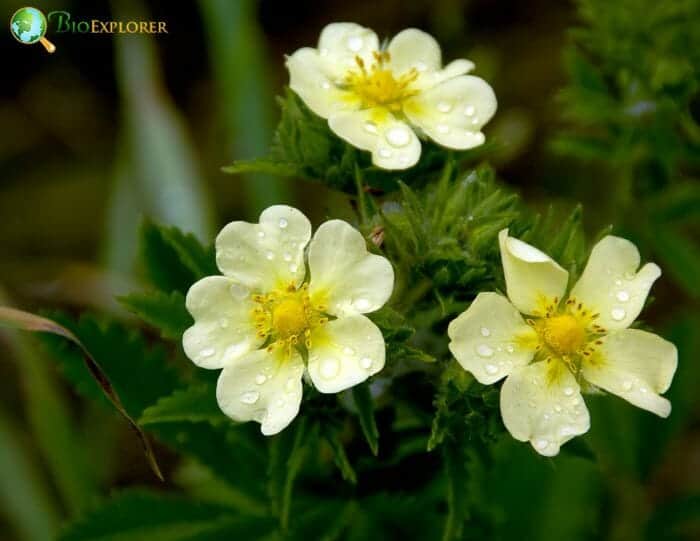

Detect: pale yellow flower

[448,230,677,456]
[286,23,497,169]
[183,205,394,435]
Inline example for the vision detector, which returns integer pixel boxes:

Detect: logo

[10,6,56,53]
[9,6,169,53]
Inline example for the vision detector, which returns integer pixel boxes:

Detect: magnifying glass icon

[10,7,56,53]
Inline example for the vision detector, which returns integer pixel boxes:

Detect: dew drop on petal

[535,439,549,450]
[289,263,299,273]
[437,124,450,134]
[320,358,340,379]
[219,318,229,329]
[386,126,410,147]
[471,117,480,125]
[563,386,575,397]
[229,283,248,299]
[437,100,452,113]
[464,105,475,116]
[285,377,297,393]
[258,230,265,238]
[611,307,626,321]
[255,374,267,385]
[485,363,498,375]
[283,252,292,262]
[279,218,288,229]
[360,357,373,369]
[616,290,630,302]
[354,298,371,311]
[276,398,286,408]
[615,279,622,286]
[622,380,633,392]
[364,121,378,134]
[554,404,563,413]
[415,61,427,72]
[321,82,331,90]
[477,344,494,357]
[343,346,355,356]
[559,426,576,437]
[480,327,491,337]
[379,148,393,158]
[240,391,259,404]
[506,344,515,353]
[347,35,363,52]
[200,347,216,358]
[266,251,275,261]
[640,386,649,394]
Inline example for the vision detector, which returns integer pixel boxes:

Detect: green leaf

[59,490,273,541]
[119,290,192,340]
[140,383,228,426]
[139,218,217,294]
[368,306,414,342]
[647,226,700,299]
[322,429,357,484]
[268,417,314,531]
[441,441,468,541]
[352,382,379,456]
[0,308,164,481]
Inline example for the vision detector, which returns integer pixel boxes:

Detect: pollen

[344,52,418,112]
[272,299,308,338]
[541,314,586,355]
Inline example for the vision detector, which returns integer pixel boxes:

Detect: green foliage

[139,218,217,294]
[41,314,180,419]
[119,290,192,341]
[139,383,228,426]
[351,382,380,456]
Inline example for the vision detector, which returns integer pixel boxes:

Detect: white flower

[448,229,677,456]
[182,205,394,435]
[286,22,497,170]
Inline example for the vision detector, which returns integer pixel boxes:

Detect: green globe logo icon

[10,6,56,53]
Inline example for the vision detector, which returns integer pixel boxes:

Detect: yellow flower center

[272,299,308,338]
[252,283,327,356]
[541,314,585,355]
[345,52,418,112]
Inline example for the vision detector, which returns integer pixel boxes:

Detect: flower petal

[582,329,677,417]
[404,75,496,149]
[308,220,394,317]
[215,205,311,292]
[216,349,304,436]
[387,28,442,76]
[448,292,538,384]
[183,276,261,369]
[317,22,379,77]
[328,109,421,169]
[498,229,569,316]
[307,315,385,394]
[286,47,359,119]
[570,236,661,330]
[501,359,591,457]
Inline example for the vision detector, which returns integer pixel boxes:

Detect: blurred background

[1,0,698,540]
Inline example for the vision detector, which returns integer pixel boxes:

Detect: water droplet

[437,124,450,134]
[255,374,266,385]
[616,290,630,302]
[611,307,626,321]
[279,218,288,229]
[200,347,216,358]
[485,363,498,375]
[480,327,491,337]
[506,344,515,353]
[347,35,363,52]
[535,439,549,450]
[528,400,536,409]
[240,391,259,404]
[640,386,648,394]
[364,121,378,134]
[379,148,393,158]
[219,318,229,329]
[266,251,275,261]
[615,279,622,286]
[415,61,427,72]
[472,133,485,145]
[477,344,494,357]
[554,404,563,412]
[320,358,340,379]
[343,346,355,356]
[283,252,292,262]
[229,283,248,299]
[258,230,265,238]
[559,426,576,437]
[360,357,373,369]
[253,409,267,422]
[622,380,633,391]
[285,377,296,392]
[289,263,299,273]
[437,100,452,113]
[276,398,286,408]
[624,271,635,280]
[386,126,410,147]
[321,81,331,90]
[354,298,371,311]
[563,386,574,396]
[471,117,480,125]
[464,105,475,116]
